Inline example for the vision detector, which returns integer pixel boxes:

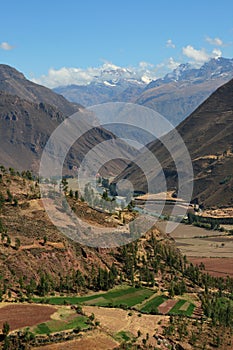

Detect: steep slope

[136,57,233,125]
[0,64,81,116]
[0,91,136,174]
[116,78,233,207]
[0,171,185,293]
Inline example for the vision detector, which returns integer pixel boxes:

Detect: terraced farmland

[139,295,196,316]
[33,286,154,308]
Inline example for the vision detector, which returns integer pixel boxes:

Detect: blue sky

[1,0,233,87]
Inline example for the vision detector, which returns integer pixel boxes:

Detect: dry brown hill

[0,171,183,295]
[0,64,81,116]
[115,78,233,208]
[0,90,135,174]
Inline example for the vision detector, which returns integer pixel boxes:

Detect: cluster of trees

[187,212,233,228]
[83,182,118,213]
[0,189,18,208]
[0,219,21,250]
[0,165,34,181]
[2,323,35,350]
[0,262,120,300]
[202,293,233,327]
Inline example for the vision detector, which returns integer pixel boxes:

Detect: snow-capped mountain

[54,57,233,125]
[146,57,233,88]
[90,63,151,86]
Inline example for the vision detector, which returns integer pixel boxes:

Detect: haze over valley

[0,1,233,349]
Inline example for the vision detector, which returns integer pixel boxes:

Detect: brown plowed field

[34,330,118,350]
[188,257,233,277]
[0,304,56,331]
[157,300,177,314]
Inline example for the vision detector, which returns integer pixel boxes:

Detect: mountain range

[0,65,135,174]
[0,63,232,207]
[54,57,233,125]
[116,77,233,208]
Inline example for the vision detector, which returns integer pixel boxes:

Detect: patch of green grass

[33,294,105,305]
[169,300,195,316]
[35,322,51,335]
[34,315,89,335]
[140,295,167,314]
[115,331,133,342]
[33,286,154,308]
[91,287,154,308]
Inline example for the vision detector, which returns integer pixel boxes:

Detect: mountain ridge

[0,89,136,174]
[53,57,233,125]
[0,64,82,116]
[114,77,233,208]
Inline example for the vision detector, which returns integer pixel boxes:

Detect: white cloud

[206,36,223,46]
[152,57,181,77]
[212,48,222,58]
[0,42,14,50]
[182,45,209,63]
[182,45,222,66]
[167,57,180,70]
[32,61,159,88]
[139,61,154,69]
[166,39,175,49]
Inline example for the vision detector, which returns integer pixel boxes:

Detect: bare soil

[188,257,233,277]
[0,304,56,331]
[157,300,177,314]
[34,330,118,350]
[156,221,233,258]
[83,305,169,349]
[179,301,190,311]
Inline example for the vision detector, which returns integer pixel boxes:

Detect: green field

[33,286,154,308]
[115,331,134,342]
[34,315,89,335]
[139,295,195,316]
[169,299,195,316]
[33,287,196,316]
[139,295,167,314]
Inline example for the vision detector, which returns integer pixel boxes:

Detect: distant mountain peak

[54,57,233,125]
[146,57,233,87]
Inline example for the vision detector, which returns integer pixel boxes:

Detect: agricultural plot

[169,299,195,316]
[34,330,119,350]
[139,295,168,314]
[156,221,233,259]
[33,286,154,308]
[33,313,89,335]
[140,295,195,316]
[0,304,56,331]
[189,257,233,277]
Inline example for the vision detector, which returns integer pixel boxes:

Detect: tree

[13,197,18,206]
[3,336,10,350]
[6,189,13,203]
[2,321,10,337]
[102,190,108,200]
[9,167,16,176]
[5,235,11,247]
[42,235,47,246]
[61,177,68,193]
[15,238,21,250]
[0,192,5,208]
[89,313,95,321]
